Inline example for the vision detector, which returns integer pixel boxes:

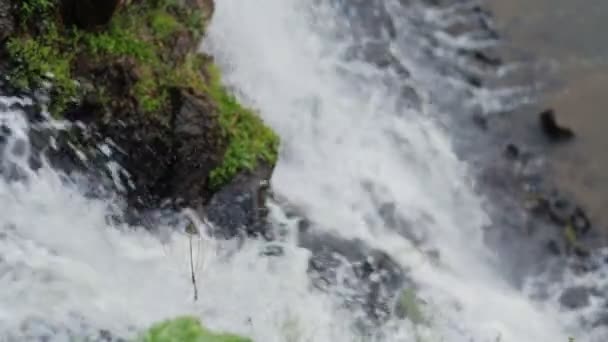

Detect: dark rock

[0,0,14,42]
[467,75,482,88]
[168,88,226,206]
[62,0,121,30]
[63,92,105,124]
[205,163,274,239]
[548,197,575,225]
[376,201,425,244]
[297,218,311,233]
[571,207,591,236]
[593,311,608,328]
[546,240,561,256]
[170,31,196,63]
[504,143,520,159]
[62,57,228,212]
[559,286,591,309]
[260,244,284,257]
[299,229,406,324]
[472,50,502,67]
[472,113,488,130]
[573,246,591,258]
[539,109,574,142]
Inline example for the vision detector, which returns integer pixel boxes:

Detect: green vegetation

[5,0,279,187]
[396,288,427,326]
[206,64,279,187]
[17,0,56,25]
[150,10,181,39]
[138,316,252,342]
[6,23,78,114]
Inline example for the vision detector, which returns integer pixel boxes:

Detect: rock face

[0,0,14,42]
[298,224,407,326]
[65,60,227,211]
[559,286,592,309]
[205,163,273,239]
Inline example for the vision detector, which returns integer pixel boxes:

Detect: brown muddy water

[487,0,608,232]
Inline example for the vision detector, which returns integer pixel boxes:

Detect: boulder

[559,286,592,309]
[205,163,273,239]
[300,228,407,325]
[539,109,574,142]
[63,56,227,211]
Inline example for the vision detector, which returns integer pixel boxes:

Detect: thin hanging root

[183,209,211,302]
[189,234,198,301]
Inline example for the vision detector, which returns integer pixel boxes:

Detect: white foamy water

[0,100,357,341]
[0,0,604,341]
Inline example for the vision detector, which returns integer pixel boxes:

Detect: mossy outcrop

[139,316,252,342]
[0,0,279,221]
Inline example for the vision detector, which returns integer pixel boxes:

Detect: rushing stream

[0,0,606,341]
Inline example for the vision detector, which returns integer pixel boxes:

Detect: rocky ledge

[0,0,279,233]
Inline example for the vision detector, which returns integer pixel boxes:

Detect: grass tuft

[206,64,279,188]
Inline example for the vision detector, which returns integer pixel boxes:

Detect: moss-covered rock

[139,317,252,342]
[0,0,279,214]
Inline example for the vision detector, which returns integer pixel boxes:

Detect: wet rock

[573,246,591,258]
[335,0,396,40]
[56,59,228,212]
[377,201,426,245]
[570,207,591,236]
[546,240,561,256]
[472,50,502,67]
[472,113,488,130]
[539,109,574,142]
[548,197,575,225]
[357,42,410,76]
[62,0,121,30]
[592,311,608,328]
[504,143,520,159]
[297,218,312,233]
[559,286,591,309]
[466,75,482,88]
[299,229,407,324]
[67,54,228,210]
[0,0,14,42]
[63,92,105,124]
[205,163,274,239]
[260,244,284,257]
[529,192,592,240]
[168,88,226,206]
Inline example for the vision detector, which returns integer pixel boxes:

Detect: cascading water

[0,0,606,341]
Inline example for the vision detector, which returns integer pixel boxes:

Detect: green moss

[206,64,280,188]
[80,0,201,116]
[564,224,577,246]
[396,288,427,326]
[6,25,78,115]
[18,0,56,25]
[139,316,252,342]
[150,10,182,39]
[85,29,155,62]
